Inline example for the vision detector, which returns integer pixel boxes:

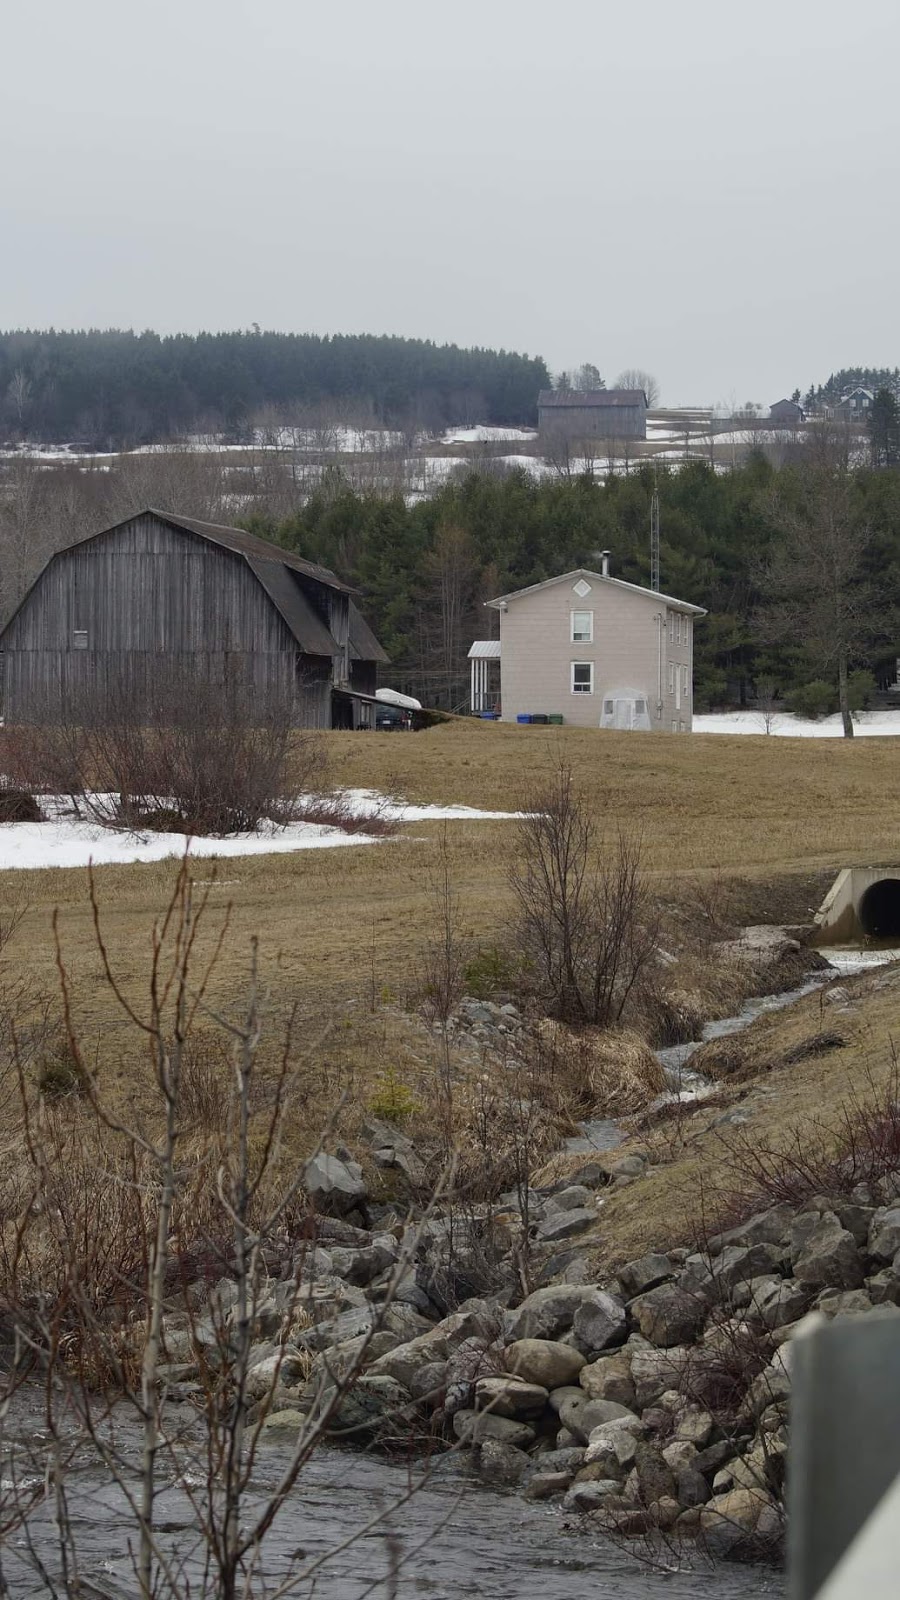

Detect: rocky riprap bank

[155,1128,900,1567]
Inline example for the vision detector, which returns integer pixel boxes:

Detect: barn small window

[73,629,88,650]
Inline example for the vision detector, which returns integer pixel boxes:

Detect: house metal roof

[468,640,502,659]
[485,568,706,616]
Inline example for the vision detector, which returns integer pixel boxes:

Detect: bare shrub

[510,759,658,1027]
[9,669,328,835]
[717,1058,900,1222]
[296,790,400,836]
[0,787,40,823]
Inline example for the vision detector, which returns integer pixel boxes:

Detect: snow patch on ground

[694,709,900,738]
[0,791,520,873]
[442,425,537,444]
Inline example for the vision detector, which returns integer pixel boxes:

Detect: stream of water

[5,945,896,1599]
[570,945,900,1155]
[0,1386,779,1600]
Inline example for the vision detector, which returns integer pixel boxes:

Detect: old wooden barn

[0,509,388,729]
[538,388,648,442]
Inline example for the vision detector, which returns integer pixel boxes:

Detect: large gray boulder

[791,1211,864,1289]
[558,1393,637,1443]
[563,1478,623,1512]
[617,1252,675,1300]
[584,1423,640,1475]
[525,1470,575,1501]
[544,1184,593,1213]
[329,1240,396,1286]
[474,1375,548,1419]
[502,1284,596,1343]
[710,1243,786,1293]
[631,1283,707,1346]
[868,1206,900,1262]
[475,1438,532,1484]
[452,1409,535,1448]
[749,1277,811,1330]
[698,1487,782,1560]
[504,1338,585,1389]
[536,1209,596,1242]
[708,1205,794,1256]
[303,1153,368,1219]
[571,1289,628,1355]
[630,1346,689,1409]
[325,1374,415,1442]
[578,1351,635,1408]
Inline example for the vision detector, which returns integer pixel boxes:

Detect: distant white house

[469,559,706,732]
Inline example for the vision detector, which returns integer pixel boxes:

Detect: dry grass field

[4,716,899,1039]
[2,717,900,1264]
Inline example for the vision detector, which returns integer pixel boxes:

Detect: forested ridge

[0,329,549,446]
[245,456,900,711]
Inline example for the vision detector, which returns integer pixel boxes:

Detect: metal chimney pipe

[599,550,610,577]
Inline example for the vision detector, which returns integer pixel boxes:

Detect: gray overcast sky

[2,0,897,406]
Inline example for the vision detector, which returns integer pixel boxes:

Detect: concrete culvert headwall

[816,866,900,944]
[858,879,900,938]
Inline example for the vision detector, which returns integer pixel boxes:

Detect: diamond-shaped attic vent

[573,579,592,598]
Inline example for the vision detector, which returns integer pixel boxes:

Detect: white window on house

[667,662,675,694]
[668,614,675,645]
[571,662,594,694]
[73,629,88,650]
[684,617,691,648]
[681,665,689,695]
[571,610,593,642]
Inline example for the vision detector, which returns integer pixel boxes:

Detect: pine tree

[868,388,900,469]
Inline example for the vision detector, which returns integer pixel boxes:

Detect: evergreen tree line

[0,329,550,447]
[245,454,900,714]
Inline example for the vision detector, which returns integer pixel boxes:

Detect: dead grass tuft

[536,1021,667,1117]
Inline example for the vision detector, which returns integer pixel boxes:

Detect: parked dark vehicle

[375,704,413,731]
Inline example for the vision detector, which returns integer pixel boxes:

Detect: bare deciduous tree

[510,760,658,1027]
[614,369,660,407]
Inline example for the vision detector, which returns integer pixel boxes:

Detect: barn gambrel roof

[0,509,389,664]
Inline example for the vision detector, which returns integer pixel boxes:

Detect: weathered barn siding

[1,513,334,726]
[537,389,648,443]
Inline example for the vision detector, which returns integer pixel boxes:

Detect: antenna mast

[650,487,660,591]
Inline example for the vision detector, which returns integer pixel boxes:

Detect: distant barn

[0,509,387,730]
[538,388,648,442]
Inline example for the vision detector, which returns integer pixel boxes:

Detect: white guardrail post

[789,1311,900,1599]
